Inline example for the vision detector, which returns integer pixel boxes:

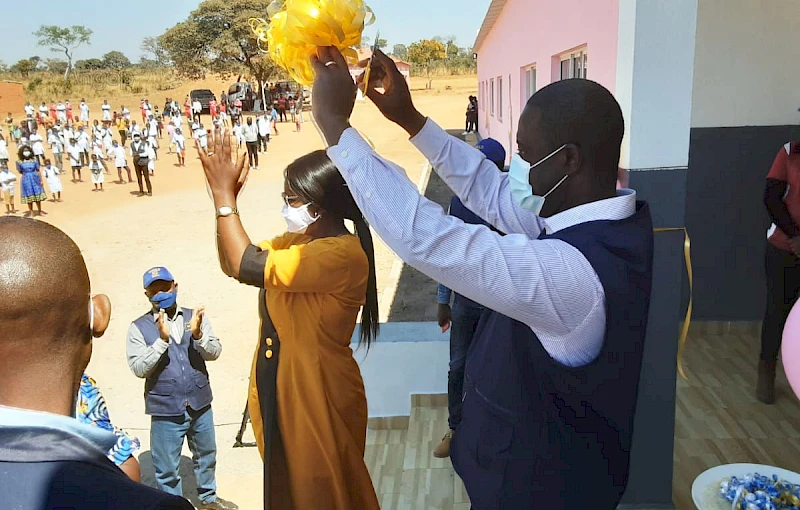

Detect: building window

[560,48,588,80]
[498,76,503,122]
[523,65,536,102]
[490,79,495,116]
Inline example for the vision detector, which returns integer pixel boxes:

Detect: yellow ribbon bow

[250,0,375,86]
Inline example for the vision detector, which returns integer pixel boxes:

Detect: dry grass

[1,68,184,104]
[0,68,476,116]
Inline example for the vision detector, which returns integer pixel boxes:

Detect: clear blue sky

[2,0,489,65]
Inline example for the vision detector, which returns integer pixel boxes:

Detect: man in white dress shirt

[308,47,655,509]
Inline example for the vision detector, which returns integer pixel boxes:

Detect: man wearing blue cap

[126,267,235,510]
[433,137,506,458]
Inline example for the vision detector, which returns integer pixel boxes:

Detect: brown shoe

[757,359,777,404]
[433,429,455,458]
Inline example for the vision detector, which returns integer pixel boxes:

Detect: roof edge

[473,0,508,53]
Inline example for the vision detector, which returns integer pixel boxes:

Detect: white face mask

[281,203,319,234]
[508,146,568,215]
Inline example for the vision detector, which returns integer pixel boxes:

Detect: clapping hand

[156,309,170,342]
[190,307,205,340]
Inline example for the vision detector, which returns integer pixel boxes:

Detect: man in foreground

[311,47,654,508]
[126,267,234,510]
[0,217,193,509]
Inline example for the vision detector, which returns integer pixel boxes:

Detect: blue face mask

[508,145,569,215]
[150,289,178,310]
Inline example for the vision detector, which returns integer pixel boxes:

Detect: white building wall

[691,0,800,128]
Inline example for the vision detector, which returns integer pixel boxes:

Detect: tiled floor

[365,331,800,509]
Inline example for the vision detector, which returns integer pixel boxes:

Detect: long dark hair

[284,150,379,348]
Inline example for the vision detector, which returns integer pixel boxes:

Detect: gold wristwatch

[216,206,239,218]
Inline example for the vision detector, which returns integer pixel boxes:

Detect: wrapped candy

[250,0,375,86]
[720,473,800,510]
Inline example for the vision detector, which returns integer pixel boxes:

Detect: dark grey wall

[686,125,800,320]
[619,170,686,509]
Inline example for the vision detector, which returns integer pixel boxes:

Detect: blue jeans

[151,405,217,504]
[448,296,484,430]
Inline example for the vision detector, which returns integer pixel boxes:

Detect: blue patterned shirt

[76,374,140,466]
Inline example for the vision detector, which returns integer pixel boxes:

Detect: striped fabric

[327,119,637,367]
[76,374,140,466]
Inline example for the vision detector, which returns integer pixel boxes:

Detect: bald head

[521,79,623,182]
[0,217,90,349]
[516,79,624,217]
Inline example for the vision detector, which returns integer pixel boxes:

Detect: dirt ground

[6,74,476,508]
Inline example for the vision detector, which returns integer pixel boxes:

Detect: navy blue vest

[451,202,654,509]
[134,308,213,417]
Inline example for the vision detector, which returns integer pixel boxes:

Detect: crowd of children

[0,86,306,214]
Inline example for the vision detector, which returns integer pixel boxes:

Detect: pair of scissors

[362,30,380,93]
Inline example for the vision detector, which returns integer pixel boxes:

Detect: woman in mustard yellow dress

[199,133,380,510]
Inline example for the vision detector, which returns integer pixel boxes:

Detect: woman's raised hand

[196,127,249,202]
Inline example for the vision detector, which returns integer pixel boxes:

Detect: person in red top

[209,98,217,119]
[277,95,287,122]
[759,141,800,403]
[49,101,57,121]
[65,100,74,122]
[184,96,192,120]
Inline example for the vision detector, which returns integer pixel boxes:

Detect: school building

[473,0,800,507]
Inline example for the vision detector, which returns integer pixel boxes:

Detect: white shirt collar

[543,189,637,234]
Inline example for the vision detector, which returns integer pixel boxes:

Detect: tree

[44,58,69,75]
[28,56,42,70]
[141,36,171,67]
[10,59,37,77]
[75,58,104,71]
[159,0,282,93]
[375,38,387,51]
[0,60,7,73]
[407,39,446,89]
[391,44,407,61]
[102,51,131,69]
[34,25,92,80]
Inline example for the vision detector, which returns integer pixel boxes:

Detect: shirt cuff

[152,337,169,355]
[327,128,376,174]
[239,244,268,288]
[409,118,450,161]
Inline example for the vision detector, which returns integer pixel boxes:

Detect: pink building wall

[476,0,620,159]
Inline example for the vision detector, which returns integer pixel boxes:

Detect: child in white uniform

[29,130,45,165]
[0,163,17,213]
[111,140,132,183]
[42,158,63,202]
[89,154,104,191]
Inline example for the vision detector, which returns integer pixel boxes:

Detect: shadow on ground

[386,129,472,322]
[138,450,201,507]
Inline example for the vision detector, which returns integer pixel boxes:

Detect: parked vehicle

[189,89,216,114]
[274,81,312,109]
[227,81,255,111]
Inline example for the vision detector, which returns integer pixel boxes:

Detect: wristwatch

[216,205,239,218]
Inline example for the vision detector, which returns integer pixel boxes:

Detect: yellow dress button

[265,349,273,359]
[266,338,273,347]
